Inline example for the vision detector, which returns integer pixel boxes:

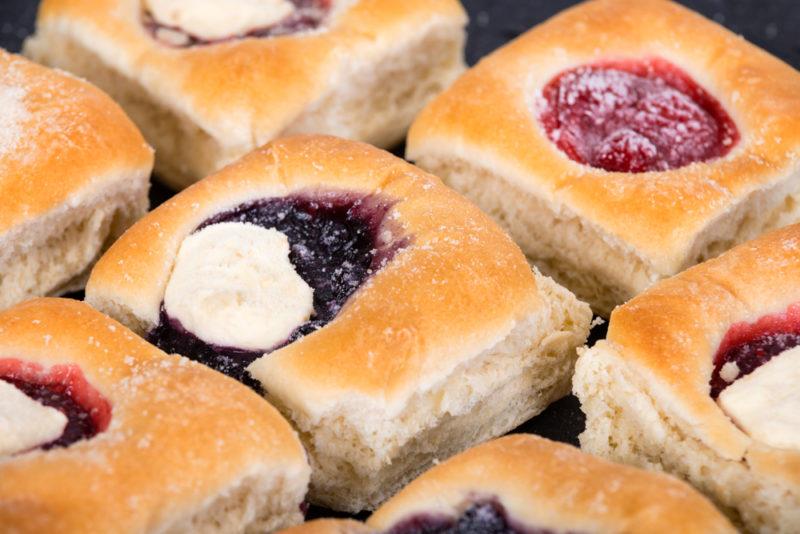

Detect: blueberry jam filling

[147,192,407,388]
[710,303,800,398]
[0,359,111,450]
[144,0,333,47]
[387,501,559,534]
[538,58,739,173]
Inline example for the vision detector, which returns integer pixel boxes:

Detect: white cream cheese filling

[164,222,314,351]
[145,0,295,40]
[0,380,68,457]
[718,346,800,450]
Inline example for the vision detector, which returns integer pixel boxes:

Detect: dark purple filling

[147,192,406,389]
[387,501,562,534]
[144,0,333,47]
[709,303,800,398]
[1,377,98,450]
[710,331,800,398]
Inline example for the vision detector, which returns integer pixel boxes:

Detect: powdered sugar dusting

[0,54,97,171]
[0,84,29,158]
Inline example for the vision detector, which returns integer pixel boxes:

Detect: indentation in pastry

[164,222,315,352]
[145,0,293,41]
[537,58,739,173]
[148,192,407,387]
[386,500,530,534]
[718,346,800,450]
[0,359,112,450]
[0,379,67,457]
[143,0,333,47]
[710,302,800,397]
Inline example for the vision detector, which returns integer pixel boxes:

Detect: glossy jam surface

[711,303,800,398]
[0,359,111,449]
[145,0,333,47]
[387,502,557,534]
[538,59,739,173]
[148,192,406,387]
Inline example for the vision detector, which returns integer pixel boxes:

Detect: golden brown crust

[368,434,734,534]
[0,298,309,533]
[31,0,465,162]
[278,519,375,534]
[86,134,542,416]
[0,50,152,236]
[606,223,800,484]
[407,0,800,277]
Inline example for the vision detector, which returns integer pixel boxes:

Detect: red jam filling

[710,303,800,398]
[538,58,739,173]
[0,359,111,449]
[144,0,333,47]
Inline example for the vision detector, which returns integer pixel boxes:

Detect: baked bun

[25,0,467,190]
[366,434,734,534]
[85,135,592,511]
[0,50,151,310]
[406,0,800,315]
[278,519,374,534]
[0,298,310,533]
[575,223,800,532]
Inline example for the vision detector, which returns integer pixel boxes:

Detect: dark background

[1,0,798,517]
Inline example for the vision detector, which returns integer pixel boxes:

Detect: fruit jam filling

[387,501,558,534]
[710,303,800,398]
[148,192,407,388]
[0,359,111,450]
[144,0,333,47]
[538,58,739,173]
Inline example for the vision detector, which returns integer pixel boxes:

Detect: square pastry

[407,0,800,315]
[0,50,152,310]
[575,223,800,532]
[85,135,592,512]
[0,298,310,533]
[25,0,467,190]
[365,435,733,534]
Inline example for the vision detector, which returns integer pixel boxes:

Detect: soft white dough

[0,379,68,456]
[164,222,315,351]
[144,0,295,40]
[718,346,800,450]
